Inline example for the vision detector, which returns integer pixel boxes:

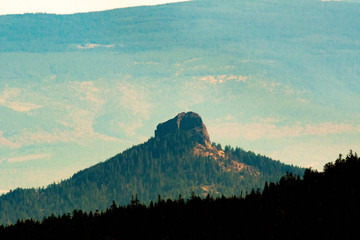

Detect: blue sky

[0,0,359,193]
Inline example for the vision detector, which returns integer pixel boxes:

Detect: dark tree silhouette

[0,151,358,240]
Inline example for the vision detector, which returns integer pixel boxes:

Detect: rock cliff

[155,112,211,147]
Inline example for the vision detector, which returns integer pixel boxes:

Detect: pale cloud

[209,122,300,141]
[0,88,19,99]
[12,125,120,147]
[118,84,151,119]
[208,119,360,170]
[268,142,356,171]
[0,131,20,148]
[0,81,126,148]
[7,153,51,163]
[77,44,115,50]
[71,81,105,106]
[13,128,74,145]
[252,79,307,97]
[138,135,151,143]
[0,88,42,112]
[196,75,247,84]
[255,80,281,93]
[225,114,235,121]
[183,57,201,63]
[56,108,120,144]
[1,101,42,112]
[176,93,205,110]
[304,122,353,136]
[56,80,151,143]
[118,120,143,136]
[257,117,280,124]
[209,120,358,141]
[44,81,120,144]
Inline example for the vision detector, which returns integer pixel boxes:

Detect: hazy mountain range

[0,0,359,192]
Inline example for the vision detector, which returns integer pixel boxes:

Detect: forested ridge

[0,127,302,225]
[0,151,358,239]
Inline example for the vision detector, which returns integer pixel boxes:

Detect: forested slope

[0,151,357,239]
[0,112,303,225]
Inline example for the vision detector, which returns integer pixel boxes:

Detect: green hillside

[0,151,358,239]
[0,113,303,225]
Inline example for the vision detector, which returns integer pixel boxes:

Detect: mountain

[0,152,358,240]
[0,112,303,225]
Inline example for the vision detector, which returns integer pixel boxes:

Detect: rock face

[155,112,211,146]
[155,112,257,174]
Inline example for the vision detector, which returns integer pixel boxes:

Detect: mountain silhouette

[0,112,303,225]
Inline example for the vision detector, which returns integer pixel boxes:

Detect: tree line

[0,130,303,225]
[0,151,358,239]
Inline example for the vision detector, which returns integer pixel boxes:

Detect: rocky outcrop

[155,112,211,146]
[155,112,260,176]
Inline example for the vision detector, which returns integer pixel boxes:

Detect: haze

[0,0,359,194]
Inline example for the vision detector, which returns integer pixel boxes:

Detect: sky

[0,0,189,15]
[0,0,359,194]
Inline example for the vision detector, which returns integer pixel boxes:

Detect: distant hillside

[2,0,359,53]
[0,152,358,239]
[0,112,303,225]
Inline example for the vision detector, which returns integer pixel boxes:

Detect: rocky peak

[155,112,211,146]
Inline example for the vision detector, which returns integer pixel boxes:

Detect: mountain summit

[0,112,304,225]
[155,112,211,147]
